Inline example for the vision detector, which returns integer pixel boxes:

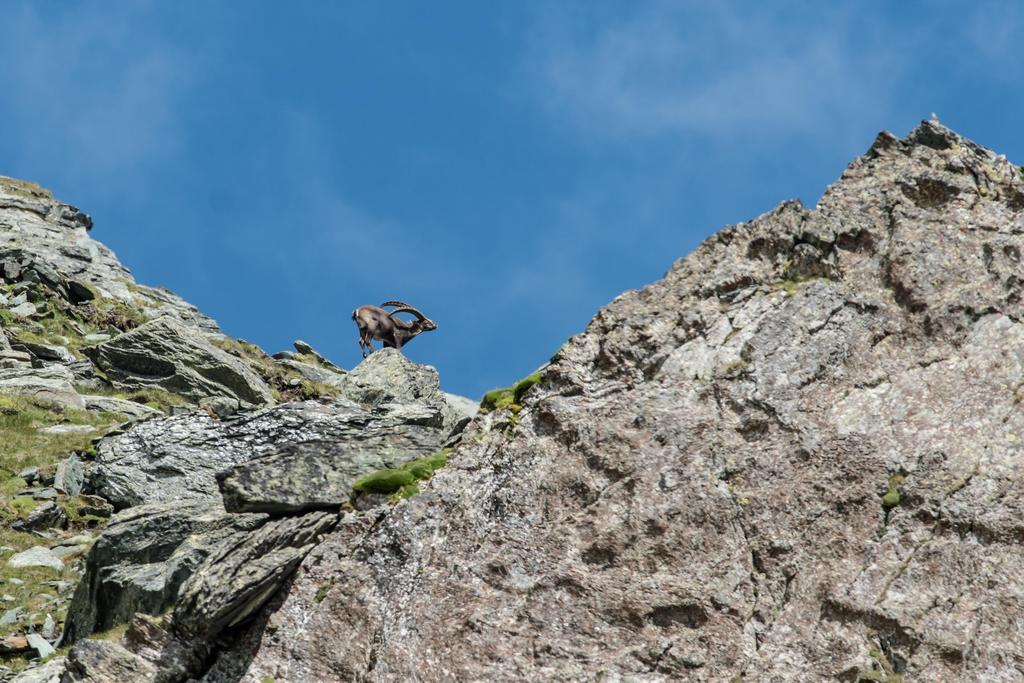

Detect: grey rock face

[84,316,273,406]
[0,365,85,409]
[91,352,459,509]
[217,441,391,514]
[204,122,1024,682]
[174,510,337,639]
[61,502,267,644]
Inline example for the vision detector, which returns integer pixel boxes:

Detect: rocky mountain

[3,119,1024,682]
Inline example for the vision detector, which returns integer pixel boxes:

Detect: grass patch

[87,622,130,642]
[0,395,121,476]
[0,176,53,200]
[352,448,452,503]
[0,562,80,640]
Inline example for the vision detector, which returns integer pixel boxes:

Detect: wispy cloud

[522,2,900,142]
[0,2,205,180]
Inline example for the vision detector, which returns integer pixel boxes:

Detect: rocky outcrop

[0,175,218,332]
[61,502,267,644]
[195,122,1024,682]
[90,350,462,509]
[84,317,273,406]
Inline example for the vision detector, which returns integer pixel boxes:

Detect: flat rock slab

[0,365,85,409]
[217,441,392,514]
[26,633,55,658]
[7,546,64,571]
[81,394,162,420]
[84,316,272,406]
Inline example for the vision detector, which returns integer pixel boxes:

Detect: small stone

[39,424,95,435]
[9,301,37,318]
[6,578,24,586]
[32,488,58,501]
[54,455,84,496]
[41,614,55,639]
[0,608,21,626]
[26,632,55,658]
[19,466,40,484]
[83,333,111,344]
[7,547,64,572]
[11,501,67,532]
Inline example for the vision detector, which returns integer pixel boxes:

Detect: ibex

[352,301,437,358]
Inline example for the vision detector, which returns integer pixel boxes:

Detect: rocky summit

[2,120,1023,682]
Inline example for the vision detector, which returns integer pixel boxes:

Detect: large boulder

[84,316,272,405]
[61,502,266,644]
[90,352,461,509]
[201,122,1024,681]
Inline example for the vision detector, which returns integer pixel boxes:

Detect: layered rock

[61,502,267,644]
[199,122,1024,681]
[84,316,273,406]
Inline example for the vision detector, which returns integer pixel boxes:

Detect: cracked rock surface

[90,350,462,509]
[203,122,1024,681]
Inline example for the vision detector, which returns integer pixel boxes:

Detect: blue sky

[1,1,1022,398]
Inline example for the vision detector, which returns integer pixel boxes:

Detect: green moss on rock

[480,371,543,414]
[882,474,904,510]
[352,468,416,494]
[352,448,452,500]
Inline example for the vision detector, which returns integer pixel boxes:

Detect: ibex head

[351,301,437,358]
